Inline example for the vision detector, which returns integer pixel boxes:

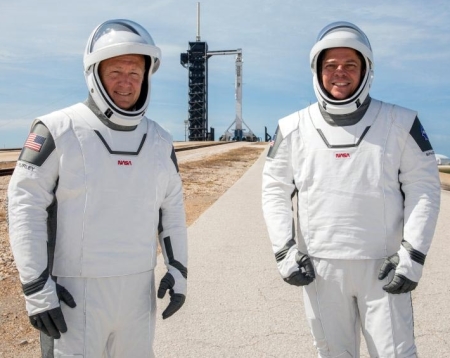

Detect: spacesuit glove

[56,283,76,309]
[157,272,186,319]
[378,243,424,294]
[27,281,76,339]
[283,251,315,287]
[29,307,67,339]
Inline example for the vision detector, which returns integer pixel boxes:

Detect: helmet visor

[315,21,372,51]
[88,19,156,54]
[84,19,161,71]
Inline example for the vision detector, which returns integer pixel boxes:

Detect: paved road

[0,150,20,163]
[154,149,450,357]
[176,142,252,164]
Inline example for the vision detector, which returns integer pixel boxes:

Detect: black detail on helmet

[134,56,152,111]
[105,108,113,118]
[93,65,147,118]
[317,49,367,102]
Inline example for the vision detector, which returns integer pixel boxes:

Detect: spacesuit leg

[49,276,104,357]
[303,258,360,358]
[51,272,155,357]
[360,259,417,358]
[106,271,156,358]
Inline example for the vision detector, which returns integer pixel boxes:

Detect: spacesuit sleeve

[262,126,297,268]
[158,146,188,294]
[7,120,60,314]
[399,116,440,257]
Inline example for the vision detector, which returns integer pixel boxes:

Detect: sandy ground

[0,143,266,358]
[439,170,450,191]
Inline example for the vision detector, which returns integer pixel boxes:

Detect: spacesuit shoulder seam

[278,111,301,138]
[147,118,173,147]
[38,104,83,140]
[383,100,417,131]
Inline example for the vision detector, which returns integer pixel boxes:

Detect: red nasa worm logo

[335,152,350,159]
[118,160,132,166]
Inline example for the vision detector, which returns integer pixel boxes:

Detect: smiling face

[98,54,146,110]
[320,47,363,100]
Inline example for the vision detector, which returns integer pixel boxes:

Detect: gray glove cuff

[24,276,59,316]
[396,246,424,283]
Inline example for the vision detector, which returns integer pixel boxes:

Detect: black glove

[56,283,76,308]
[29,283,76,339]
[283,251,316,286]
[29,307,66,339]
[157,272,186,319]
[378,253,418,294]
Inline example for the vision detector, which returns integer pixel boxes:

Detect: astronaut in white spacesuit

[262,21,441,357]
[8,19,187,357]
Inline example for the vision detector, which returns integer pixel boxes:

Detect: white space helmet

[84,19,161,126]
[310,21,374,115]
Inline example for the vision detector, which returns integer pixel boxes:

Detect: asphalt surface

[153,149,450,357]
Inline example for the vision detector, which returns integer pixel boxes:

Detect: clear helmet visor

[315,21,372,50]
[84,19,161,73]
[89,20,156,53]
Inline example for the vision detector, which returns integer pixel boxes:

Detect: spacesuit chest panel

[294,101,404,259]
[51,104,169,277]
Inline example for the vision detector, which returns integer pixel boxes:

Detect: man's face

[99,54,146,110]
[321,48,363,100]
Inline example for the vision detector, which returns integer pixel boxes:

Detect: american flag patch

[269,132,277,147]
[24,133,46,152]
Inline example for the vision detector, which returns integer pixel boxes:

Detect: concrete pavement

[154,149,450,357]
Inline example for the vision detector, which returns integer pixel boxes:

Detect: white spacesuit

[8,19,187,357]
[262,22,440,357]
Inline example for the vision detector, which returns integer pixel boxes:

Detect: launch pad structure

[180,3,257,142]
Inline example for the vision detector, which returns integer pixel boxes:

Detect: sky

[1,0,449,156]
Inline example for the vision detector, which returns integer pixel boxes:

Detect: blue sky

[1,0,449,156]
